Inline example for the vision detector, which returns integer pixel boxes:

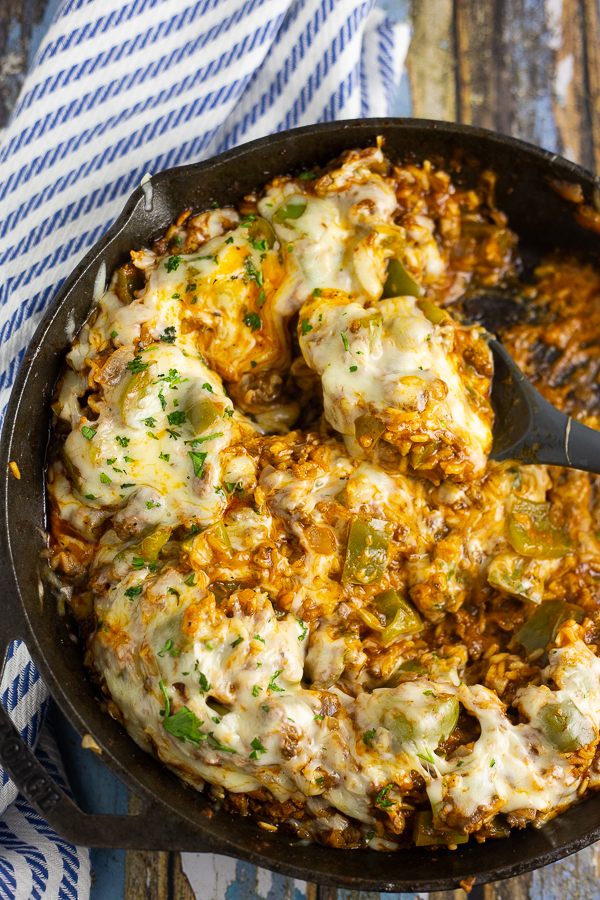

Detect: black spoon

[488,337,600,472]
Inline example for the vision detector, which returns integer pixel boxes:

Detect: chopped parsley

[252,685,262,697]
[110,330,118,338]
[262,705,270,713]
[124,585,142,599]
[297,619,308,641]
[416,747,436,765]
[249,737,267,759]
[202,382,213,393]
[127,356,149,373]
[164,255,181,272]
[166,429,180,439]
[100,473,112,485]
[243,310,262,332]
[375,784,394,810]
[231,636,244,648]
[312,288,322,297]
[363,728,376,749]
[244,256,263,287]
[81,426,97,440]
[189,450,208,477]
[159,451,170,462]
[253,634,265,644]
[299,171,316,180]
[167,587,180,599]
[160,326,177,344]
[341,333,349,351]
[131,557,146,569]
[158,639,180,658]
[268,670,284,693]
[184,573,196,587]
[207,733,235,753]
[167,410,187,427]
[144,417,157,428]
[164,706,206,746]
[349,365,357,372]
[198,672,212,694]
[223,408,234,419]
[116,436,130,447]
[300,318,313,336]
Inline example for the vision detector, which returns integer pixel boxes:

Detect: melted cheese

[48,143,600,851]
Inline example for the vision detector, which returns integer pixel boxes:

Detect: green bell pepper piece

[537,698,596,752]
[247,217,276,249]
[120,368,156,428]
[342,517,393,585]
[417,298,447,325]
[114,263,144,304]
[375,589,423,642]
[515,600,584,656]
[273,199,307,223]
[357,313,383,350]
[135,525,172,563]
[206,697,230,717]
[354,415,387,451]
[384,692,459,748]
[413,811,468,846]
[188,398,221,433]
[382,258,424,299]
[410,440,442,470]
[506,498,572,559]
[479,816,511,839]
[210,581,241,603]
[487,551,544,604]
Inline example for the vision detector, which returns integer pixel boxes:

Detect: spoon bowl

[488,336,600,473]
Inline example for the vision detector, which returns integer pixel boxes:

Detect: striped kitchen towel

[0,0,410,896]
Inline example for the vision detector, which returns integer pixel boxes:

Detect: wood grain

[406,0,457,121]
[483,872,531,900]
[549,0,594,168]
[582,0,600,173]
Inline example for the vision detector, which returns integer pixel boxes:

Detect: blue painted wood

[51,703,129,900]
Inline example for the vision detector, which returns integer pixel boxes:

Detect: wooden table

[3,0,600,897]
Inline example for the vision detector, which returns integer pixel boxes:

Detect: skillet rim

[3,116,600,891]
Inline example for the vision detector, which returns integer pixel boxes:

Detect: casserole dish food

[4,119,600,892]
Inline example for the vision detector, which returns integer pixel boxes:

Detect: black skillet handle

[0,618,219,851]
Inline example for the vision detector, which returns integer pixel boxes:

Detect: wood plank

[406,0,457,122]
[483,872,531,900]
[171,853,196,900]
[455,0,574,156]
[124,794,170,900]
[180,852,312,900]
[529,843,600,900]
[581,0,600,173]
[547,0,594,168]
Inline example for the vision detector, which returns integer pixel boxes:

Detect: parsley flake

[164,255,181,272]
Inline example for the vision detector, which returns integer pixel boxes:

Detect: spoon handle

[488,338,600,474]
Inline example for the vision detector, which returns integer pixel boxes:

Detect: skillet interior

[3,118,600,892]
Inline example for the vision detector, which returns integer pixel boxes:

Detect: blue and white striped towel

[0,1,410,896]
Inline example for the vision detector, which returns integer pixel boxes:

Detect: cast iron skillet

[2,119,600,893]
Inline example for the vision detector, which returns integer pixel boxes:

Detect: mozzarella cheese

[47,143,600,851]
